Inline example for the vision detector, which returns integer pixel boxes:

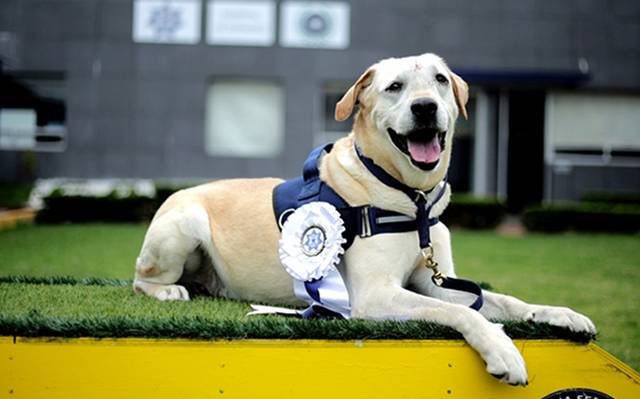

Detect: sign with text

[133,0,201,44]
[280,1,350,49]
[207,1,276,46]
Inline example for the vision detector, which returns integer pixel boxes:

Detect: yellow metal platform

[1,337,638,398]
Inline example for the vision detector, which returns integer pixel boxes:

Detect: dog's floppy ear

[449,71,469,120]
[335,68,375,122]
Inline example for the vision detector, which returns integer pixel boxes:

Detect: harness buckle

[278,208,296,229]
[414,190,428,203]
[420,245,445,286]
[359,206,372,238]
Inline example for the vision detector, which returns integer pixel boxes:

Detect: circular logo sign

[148,5,183,36]
[301,226,326,257]
[301,12,331,36]
[541,388,614,399]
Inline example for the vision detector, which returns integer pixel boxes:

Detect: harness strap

[298,145,332,203]
[354,145,446,248]
[271,144,485,314]
[354,146,417,199]
[278,144,437,248]
[440,277,484,311]
[354,145,484,311]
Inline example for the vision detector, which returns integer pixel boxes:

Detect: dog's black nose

[411,98,438,121]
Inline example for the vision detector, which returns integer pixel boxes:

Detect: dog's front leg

[497,295,597,335]
[344,234,528,386]
[416,273,597,335]
[408,223,596,335]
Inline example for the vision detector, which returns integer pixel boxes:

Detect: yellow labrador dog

[133,53,595,385]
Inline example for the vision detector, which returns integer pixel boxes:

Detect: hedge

[580,192,640,205]
[522,202,640,233]
[441,194,506,229]
[34,187,640,234]
[36,189,156,223]
[34,182,200,224]
[154,183,193,206]
[36,183,508,229]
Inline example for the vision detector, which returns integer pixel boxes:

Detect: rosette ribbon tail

[295,267,351,318]
[246,268,351,319]
[246,305,303,317]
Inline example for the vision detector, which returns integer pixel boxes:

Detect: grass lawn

[0,223,638,370]
[0,223,144,279]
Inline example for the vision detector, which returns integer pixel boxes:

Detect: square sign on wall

[207,1,276,46]
[280,1,350,49]
[133,0,201,44]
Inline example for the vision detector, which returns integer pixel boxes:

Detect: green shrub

[0,182,33,210]
[35,182,507,228]
[581,192,640,205]
[522,202,640,233]
[441,194,506,229]
[35,182,200,224]
[37,190,156,223]
[153,183,193,209]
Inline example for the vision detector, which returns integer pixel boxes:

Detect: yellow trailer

[2,336,638,399]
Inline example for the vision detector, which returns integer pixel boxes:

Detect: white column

[543,92,554,202]
[472,90,489,196]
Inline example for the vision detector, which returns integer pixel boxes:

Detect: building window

[545,92,640,201]
[315,82,352,146]
[546,92,640,163]
[204,79,284,158]
[449,95,476,193]
[0,73,67,152]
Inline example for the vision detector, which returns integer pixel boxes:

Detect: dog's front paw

[466,322,528,386]
[155,284,190,301]
[526,305,596,334]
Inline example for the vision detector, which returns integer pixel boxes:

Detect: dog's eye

[435,74,448,84]
[385,82,403,92]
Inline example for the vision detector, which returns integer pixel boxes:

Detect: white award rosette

[248,201,351,318]
[279,201,346,281]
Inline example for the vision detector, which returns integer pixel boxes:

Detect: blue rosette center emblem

[301,226,326,256]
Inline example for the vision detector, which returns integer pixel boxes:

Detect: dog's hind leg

[133,203,211,301]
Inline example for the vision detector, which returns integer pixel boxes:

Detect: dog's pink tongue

[408,136,441,163]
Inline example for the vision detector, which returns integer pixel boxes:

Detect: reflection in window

[316,82,352,146]
[204,79,284,158]
[0,73,67,152]
[450,96,476,192]
[548,92,640,162]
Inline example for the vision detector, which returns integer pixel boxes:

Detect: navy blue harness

[273,144,440,249]
[272,144,484,313]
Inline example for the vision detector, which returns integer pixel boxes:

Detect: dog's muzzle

[387,127,446,171]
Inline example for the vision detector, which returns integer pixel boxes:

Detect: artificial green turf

[0,275,131,286]
[0,224,638,368]
[0,279,592,341]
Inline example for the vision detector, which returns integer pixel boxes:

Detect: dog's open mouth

[387,127,446,170]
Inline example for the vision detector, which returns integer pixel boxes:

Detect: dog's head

[335,53,468,190]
